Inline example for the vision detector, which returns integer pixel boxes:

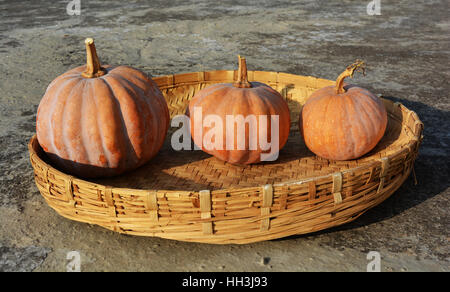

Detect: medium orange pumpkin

[300,60,387,161]
[36,38,169,178]
[188,56,291,164]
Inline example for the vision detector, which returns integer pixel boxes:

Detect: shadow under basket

[28,70,424,244]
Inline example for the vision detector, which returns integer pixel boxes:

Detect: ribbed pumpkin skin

[300,85,387,161]
[189,82,291,164]
[36,65,170,178]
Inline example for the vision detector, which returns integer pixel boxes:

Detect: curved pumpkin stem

[335,59,366,94]
[233,55,252,88]
[81,38,106,78]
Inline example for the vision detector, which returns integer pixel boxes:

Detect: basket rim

[29,70,424,195]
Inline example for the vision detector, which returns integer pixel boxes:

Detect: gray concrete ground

[0,0,449,272]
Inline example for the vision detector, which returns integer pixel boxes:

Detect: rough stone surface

[0,245,52,272]
[0,0,448,272]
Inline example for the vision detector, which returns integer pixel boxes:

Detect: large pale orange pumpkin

[300,60,387,161]
[36,38,169,178]
[188,56,291,164]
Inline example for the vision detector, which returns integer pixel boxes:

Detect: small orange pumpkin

[36,38,169,177]
[188,56,291,164]
[300,60,387,160]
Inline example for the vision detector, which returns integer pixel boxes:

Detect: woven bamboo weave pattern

[28,70,423,244]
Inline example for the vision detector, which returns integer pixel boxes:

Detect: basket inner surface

[78,74,413,191]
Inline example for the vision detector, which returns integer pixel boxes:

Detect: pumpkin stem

[234,55,252,88]
[335,59,366,94]
[81,38,106,78]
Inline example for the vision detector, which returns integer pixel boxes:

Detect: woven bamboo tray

[28,69,423,244]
